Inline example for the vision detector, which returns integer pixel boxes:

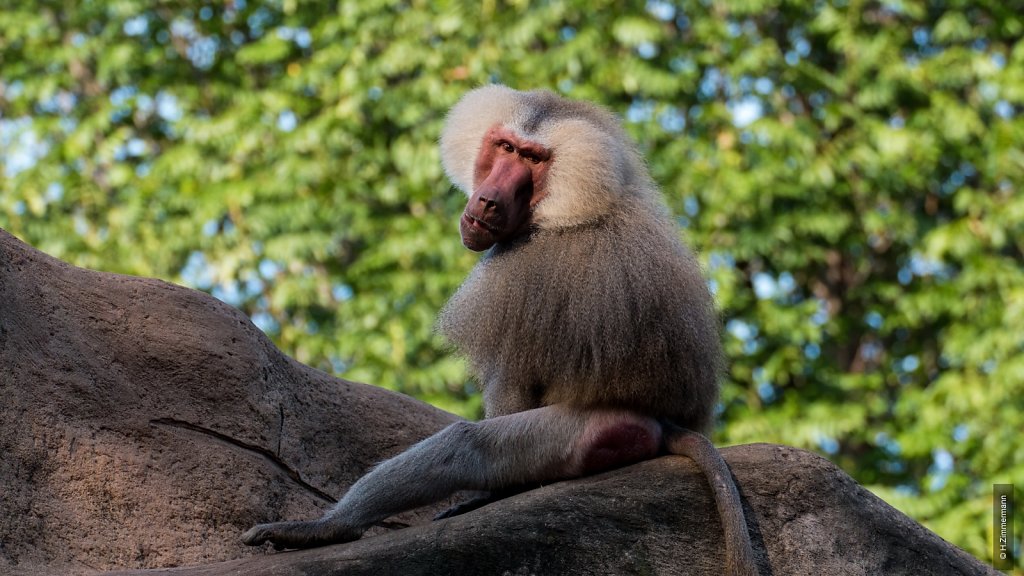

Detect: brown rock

[0,228,457,574]
[0,229,997,575]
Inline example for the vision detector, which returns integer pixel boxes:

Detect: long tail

[662,424,759,576]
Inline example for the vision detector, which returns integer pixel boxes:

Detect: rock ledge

[0,229,995,575]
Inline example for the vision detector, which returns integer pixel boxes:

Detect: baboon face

[460,125,552,251]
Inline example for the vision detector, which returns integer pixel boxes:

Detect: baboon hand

[241,519,362,550]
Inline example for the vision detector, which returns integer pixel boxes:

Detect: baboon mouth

[463,213,500,235]
[459,213,501,251]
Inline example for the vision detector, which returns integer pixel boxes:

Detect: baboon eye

[499,141,515,153]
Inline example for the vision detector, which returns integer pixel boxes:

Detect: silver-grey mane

[439,196,721,431]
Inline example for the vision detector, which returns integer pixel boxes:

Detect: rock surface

[0,228,997,576]
[0,229,458,574]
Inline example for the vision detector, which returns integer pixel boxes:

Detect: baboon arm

[242,406,660,550]
[663,425,759,576]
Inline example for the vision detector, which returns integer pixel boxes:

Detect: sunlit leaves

[236,34,293,65]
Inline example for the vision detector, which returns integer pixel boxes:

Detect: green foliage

[1,0,1021,567]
